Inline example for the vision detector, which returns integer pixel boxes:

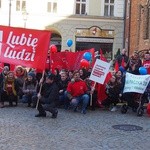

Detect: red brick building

[124,0,150,56]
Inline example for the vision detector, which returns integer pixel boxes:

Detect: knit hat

[28,72,35,78]
[47,73,55,80]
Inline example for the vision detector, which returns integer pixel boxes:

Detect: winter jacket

[40,82,59,104]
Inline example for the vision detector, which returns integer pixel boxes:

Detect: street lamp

[22,10,28,28]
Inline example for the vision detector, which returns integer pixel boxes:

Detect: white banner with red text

[89,59,110,84]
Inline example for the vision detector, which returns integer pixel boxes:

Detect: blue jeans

[22,93,37,105]
[58,90,68,107]
[70,94,89,111]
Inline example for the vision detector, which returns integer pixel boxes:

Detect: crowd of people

[0,48,149,118]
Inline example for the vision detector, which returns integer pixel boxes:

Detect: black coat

[106,83,121,99]
[57,79,69,94]
[41,82,59,104]
[0,73,5,93]
[116,54,129,67]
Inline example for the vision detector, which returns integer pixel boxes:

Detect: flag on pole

[0,25,51,70]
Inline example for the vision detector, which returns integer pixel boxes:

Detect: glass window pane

[110,5,114,16]
[53,3,57,13]
[82,0,86,2]
[104,5,108,16]
[47,2,51,12]
[81,4,85,14]
[105,0,109,3]
[76,0,80,2]
[110,0,114,3]
[22,1,26,11]
[16,1,20,11]
[76,3,80,14]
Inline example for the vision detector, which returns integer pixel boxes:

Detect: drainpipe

[123,0,127,48]
[128,0,132,56]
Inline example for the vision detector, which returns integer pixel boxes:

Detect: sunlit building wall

[0,0,125,59]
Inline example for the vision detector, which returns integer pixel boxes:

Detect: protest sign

[123,72,150,94]
[89,59,110,84]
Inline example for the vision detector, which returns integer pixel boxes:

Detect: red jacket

[67,80,88,97]
[143,60,150,74]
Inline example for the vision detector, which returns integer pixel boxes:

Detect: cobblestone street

[0,104,150,150]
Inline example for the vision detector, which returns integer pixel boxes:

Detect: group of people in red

[0,48,149,118]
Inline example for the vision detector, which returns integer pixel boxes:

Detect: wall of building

[0,0,125,59]
[127,0,150,55]
[45,17,124,55]
[89,0,101,16]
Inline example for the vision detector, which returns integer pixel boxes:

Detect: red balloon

[50,45,57,53]
[80,59,90,69]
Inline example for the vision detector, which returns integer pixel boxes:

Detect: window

[16,0,26,11]
[104,0,114,16]
[47,0,57,13]
[75,0,86,15]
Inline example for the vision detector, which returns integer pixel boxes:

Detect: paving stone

[0,104,150,150]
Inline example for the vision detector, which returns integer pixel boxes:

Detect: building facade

[125,0,150,56]
[0,0,125,60]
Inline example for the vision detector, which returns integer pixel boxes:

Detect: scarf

[4,78,16,96]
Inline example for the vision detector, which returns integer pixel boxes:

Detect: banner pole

[36,70,45,110]
[90,82,96,106]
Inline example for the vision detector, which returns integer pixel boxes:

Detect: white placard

[123,72,150,94]
[89,59,110,84]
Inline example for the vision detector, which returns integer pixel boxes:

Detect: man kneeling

[34,74,59,118]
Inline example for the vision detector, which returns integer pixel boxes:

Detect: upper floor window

[75,0,86,15]
[16,0,26,11]
[47,0,57,13]
[104,0,114,16]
